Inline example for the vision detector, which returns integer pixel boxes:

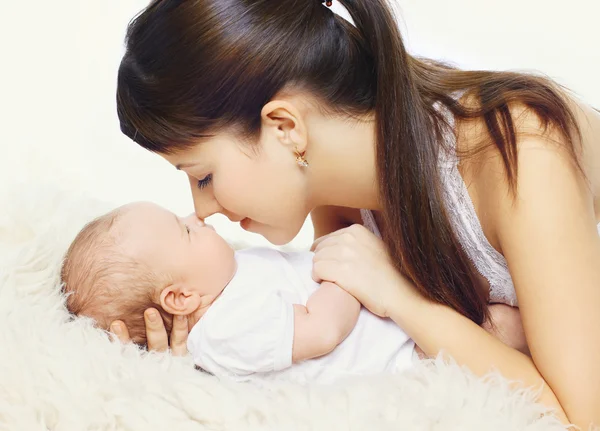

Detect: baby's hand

[482,304,530,356]
[110,309,189,355]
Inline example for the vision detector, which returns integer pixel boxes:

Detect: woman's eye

[197,174,213,190]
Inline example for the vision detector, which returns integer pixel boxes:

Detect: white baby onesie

[187,248,415,384]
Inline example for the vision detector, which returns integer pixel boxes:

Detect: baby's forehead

[120,201,158,216]
[113,203,174,245]
[123,201,169,217]
[116,203,164,227]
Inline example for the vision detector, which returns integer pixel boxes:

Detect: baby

[61,202,416,383]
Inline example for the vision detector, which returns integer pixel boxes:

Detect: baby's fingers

[312,258,347,286]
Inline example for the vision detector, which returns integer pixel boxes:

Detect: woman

[111,0,599,427]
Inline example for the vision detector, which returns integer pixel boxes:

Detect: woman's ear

[261,100,308,154]
[159,283,202,316]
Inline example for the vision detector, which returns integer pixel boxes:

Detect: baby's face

[118,202,236,301]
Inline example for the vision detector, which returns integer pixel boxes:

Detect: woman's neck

[307,113,381,211]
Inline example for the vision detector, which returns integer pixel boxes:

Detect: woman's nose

[188,175,223,220]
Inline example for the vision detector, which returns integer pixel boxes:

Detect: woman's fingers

[170,315,189,356]
[110,320,131,343]
[312,235,344,254]
[312,225,379,253]
[313,243,353,264]
[311,227,353,251]
[144,308,169,352]
[112,312,188,356]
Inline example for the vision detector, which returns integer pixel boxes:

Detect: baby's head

[61,202,236,346]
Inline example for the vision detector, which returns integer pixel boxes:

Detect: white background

[2,0,598,249]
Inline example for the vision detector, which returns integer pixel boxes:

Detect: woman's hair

[117,0,583,324]
[61,209,173,347]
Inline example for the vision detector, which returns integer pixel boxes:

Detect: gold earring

[295,149,309,168]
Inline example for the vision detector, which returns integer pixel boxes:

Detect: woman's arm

[490,132,600,428]
[312,224,571,423]
[311,158,600,429]
[402,134,600,428]
[388,294,569,421]
[311,223,570,420]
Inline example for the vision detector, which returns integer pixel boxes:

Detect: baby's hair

[61,208,173,347]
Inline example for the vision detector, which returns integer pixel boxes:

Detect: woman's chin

[241,218,301,246]
[267,235,291,246]
[258,226,298,246]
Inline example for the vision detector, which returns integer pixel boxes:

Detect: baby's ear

[159,283,202,315]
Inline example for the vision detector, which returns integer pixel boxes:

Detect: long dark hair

[117,0,583,324]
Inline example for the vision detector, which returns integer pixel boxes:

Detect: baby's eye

[197,174,213,190]
[185,225,190,235]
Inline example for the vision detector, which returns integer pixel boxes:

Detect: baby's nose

[183,213,205,227]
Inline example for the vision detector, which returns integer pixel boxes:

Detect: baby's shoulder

[198,249,300,329]
[236,246,286,260]
[228,247,294,290]
[227,247,312,298]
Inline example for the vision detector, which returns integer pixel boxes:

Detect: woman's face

[161,130,311,245]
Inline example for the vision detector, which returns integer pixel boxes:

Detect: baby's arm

[292,281,360,362]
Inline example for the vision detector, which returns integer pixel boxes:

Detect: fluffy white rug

[0,186,569,431]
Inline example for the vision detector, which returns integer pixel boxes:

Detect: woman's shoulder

[455,94,597,253]
[566,95,600,191]
[455,95,584,252]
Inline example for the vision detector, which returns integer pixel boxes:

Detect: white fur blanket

[0,186,568,431]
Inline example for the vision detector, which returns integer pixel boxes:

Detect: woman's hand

[311,224,419,317]
[110,308,189,356]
